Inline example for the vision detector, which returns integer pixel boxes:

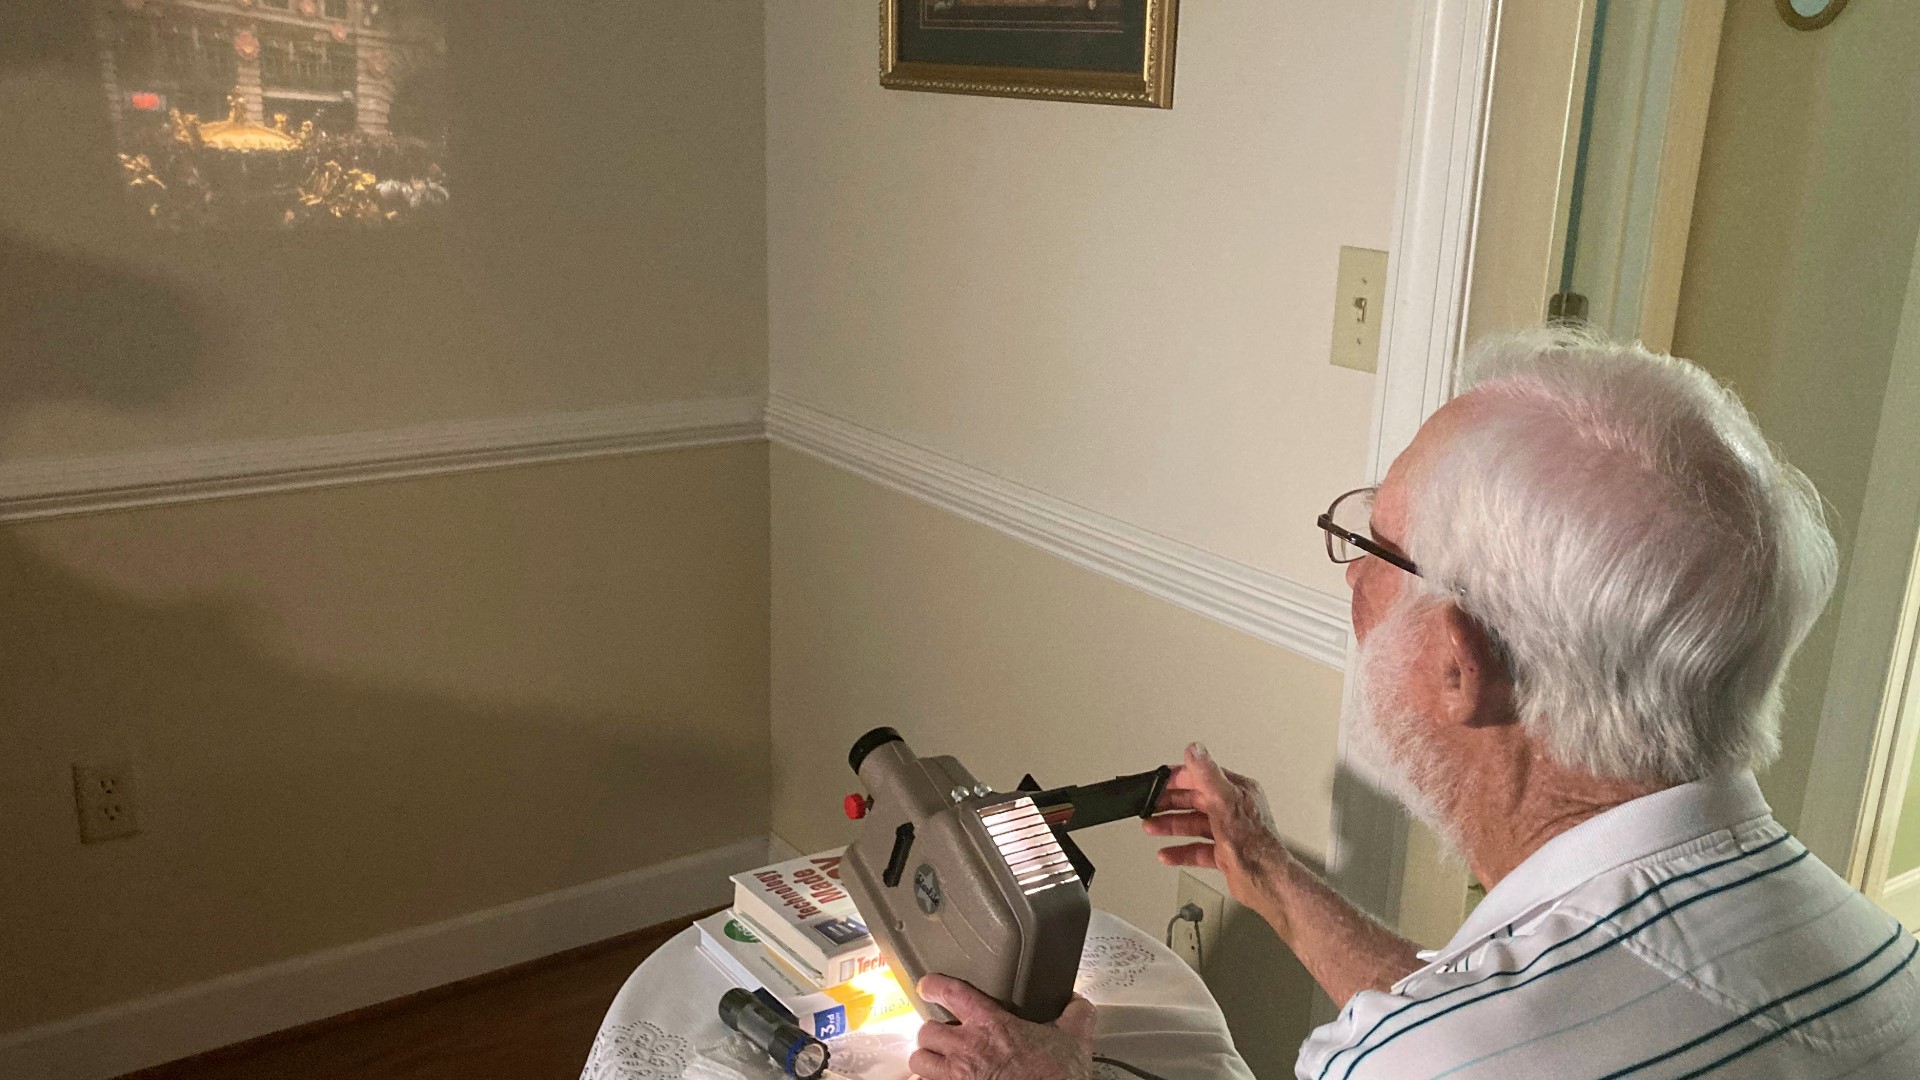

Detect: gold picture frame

[881,0,1178,109]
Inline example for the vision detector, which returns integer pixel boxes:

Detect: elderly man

[908,332,1920,1079]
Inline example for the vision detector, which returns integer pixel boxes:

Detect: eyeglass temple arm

[1318,514,1419,576]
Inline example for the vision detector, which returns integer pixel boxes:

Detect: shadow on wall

[1205,843,1337,1080]
[1,0,774,455]
[0,77,754,1045]
[1330,762,1416,922]
[0,233,213,412]
[1209,900,1320,1080]
[0,0,213,415]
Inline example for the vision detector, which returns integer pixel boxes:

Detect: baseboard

[765,394,1351,669]
[0,396,766,524]
[0,836,769,1080]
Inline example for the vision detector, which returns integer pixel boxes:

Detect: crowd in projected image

[98,0,448,229]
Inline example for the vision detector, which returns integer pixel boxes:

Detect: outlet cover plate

[1331,246,1389,373]
[73,763,139,843]
[1175,871,1227,972]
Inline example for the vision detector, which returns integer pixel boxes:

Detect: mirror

[1548,0,1720,350]
[1778,0,1849,31]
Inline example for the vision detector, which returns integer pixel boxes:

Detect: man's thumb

[1186,742,1226,789]
[1056,995,1097,1042]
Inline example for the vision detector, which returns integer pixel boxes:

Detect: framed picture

[881,0,1178,109]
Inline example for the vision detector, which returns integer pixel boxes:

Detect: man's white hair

[1402,328,1838,784]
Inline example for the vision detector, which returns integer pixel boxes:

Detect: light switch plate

[1331,246,1389,373]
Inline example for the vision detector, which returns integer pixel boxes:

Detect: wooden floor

[123,911,712,1080]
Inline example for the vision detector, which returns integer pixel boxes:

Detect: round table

[580,909,1255,1080]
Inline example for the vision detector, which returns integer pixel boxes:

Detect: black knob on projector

[849,726,904,775]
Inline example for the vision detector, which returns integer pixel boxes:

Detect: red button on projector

[844,793,869,820]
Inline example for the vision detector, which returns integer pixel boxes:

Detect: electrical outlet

[73,763,139,843]
[1170,907,1202,970]
[1174,872,1227,972]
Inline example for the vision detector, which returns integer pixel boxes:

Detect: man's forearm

[1248,850,1424,1008]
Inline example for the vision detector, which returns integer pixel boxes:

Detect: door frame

[1337,0,1602,948]
[1325,0,1499,937]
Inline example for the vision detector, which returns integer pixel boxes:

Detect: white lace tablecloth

[581,909,1253,1080]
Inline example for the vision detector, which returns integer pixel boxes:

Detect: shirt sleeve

[1293,985,1416,1080]
[1290,918,1588,1080]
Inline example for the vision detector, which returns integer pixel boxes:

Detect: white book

[729,848,884,987]
[693,911,910,1041]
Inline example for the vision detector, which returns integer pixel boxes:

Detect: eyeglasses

[1317,487,1421,577]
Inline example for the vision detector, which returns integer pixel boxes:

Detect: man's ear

[1436,603,1513,729]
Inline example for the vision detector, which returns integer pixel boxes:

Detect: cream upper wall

[1672,0,1920,833]
[0,0,765,461]
[0,444,770,1033]
[769,445,1340,1080]
[765,0,1413,591]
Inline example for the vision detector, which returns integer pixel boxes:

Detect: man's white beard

[1342,592,1469,862]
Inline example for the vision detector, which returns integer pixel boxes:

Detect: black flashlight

[718,988,832,1080]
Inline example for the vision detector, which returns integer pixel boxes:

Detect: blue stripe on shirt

[1418,887,1861,1079]
[1330,839,1808,1080]
[1592,924,1909,1079]
[1673,935,1918,1079]
[1315,831,1794,1080]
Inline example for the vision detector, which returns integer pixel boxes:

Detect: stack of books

[695,847,912,1040]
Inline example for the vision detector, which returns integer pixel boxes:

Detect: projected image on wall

[98,0,448,229]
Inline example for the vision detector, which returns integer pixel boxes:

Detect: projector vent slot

[980,797,1079,896]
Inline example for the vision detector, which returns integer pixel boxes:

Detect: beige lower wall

[0,443,769,1034]
[768,446,1344,1079]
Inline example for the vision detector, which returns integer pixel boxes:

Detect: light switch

[1330,246,1389,373]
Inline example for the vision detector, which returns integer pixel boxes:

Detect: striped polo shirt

[1296,772,1920,1079]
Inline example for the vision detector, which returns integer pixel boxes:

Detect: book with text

[729,847,884,987]
[693,911,910,1041]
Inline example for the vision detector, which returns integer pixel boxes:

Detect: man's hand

[1145,743,1423,1005]
[1143,743,1293,926]
[909,974,1095,1080]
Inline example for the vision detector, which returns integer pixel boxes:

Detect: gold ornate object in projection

[290,159,395,225]
[192,91,303,153]
[118,153,169,221]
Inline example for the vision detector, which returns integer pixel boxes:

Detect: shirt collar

[1443,770,1773,952]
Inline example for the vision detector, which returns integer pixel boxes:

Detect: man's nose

[1345,556,1364,592]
